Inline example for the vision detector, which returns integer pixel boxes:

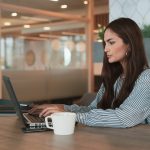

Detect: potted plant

[97,24,105,42]
[141,25,150,38]
[141,25,150,63]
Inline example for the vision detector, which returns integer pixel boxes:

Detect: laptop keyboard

[25,113,45,123]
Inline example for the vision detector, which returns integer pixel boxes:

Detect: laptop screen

[3,76,27,127]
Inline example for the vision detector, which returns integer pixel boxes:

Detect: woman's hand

[28,104,65,117]
[39,104,65,117]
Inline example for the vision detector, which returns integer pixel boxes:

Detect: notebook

[3,76,52,133]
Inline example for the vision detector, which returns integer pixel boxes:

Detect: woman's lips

[107,55,112,58]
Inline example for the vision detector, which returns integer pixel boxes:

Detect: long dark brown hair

[98,18,149,109]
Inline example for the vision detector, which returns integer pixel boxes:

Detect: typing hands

[28,104,65,117]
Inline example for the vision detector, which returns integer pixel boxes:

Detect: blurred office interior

[0,0,150,104]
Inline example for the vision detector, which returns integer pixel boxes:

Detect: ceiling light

[43,26,51,31]
[97,39,102,42]
[84,1,88,5]
[11,12,18,17]
[61,5,67,9]
[24,24,30,28]
[4,22,11,26]
[49,0,59,1]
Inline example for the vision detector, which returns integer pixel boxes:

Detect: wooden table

[0,116,150,150]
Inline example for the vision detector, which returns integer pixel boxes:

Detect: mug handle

[45,116,53,129]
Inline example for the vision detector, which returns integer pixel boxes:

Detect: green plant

[141,25,150,38]
[98,24,105,40]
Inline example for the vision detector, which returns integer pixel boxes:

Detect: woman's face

[104,29,129,64]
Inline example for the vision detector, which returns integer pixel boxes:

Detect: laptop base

[22,126,51,133]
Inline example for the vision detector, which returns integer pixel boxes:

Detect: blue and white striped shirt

[64,69,150,128]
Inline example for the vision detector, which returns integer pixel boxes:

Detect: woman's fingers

[28,104,65,117]
[40,109,59,117]
[39,105,64,117]
[28,104,50,114]
[39,108,58,117]
[39,107,50,117]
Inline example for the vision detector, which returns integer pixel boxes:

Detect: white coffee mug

[45,112,76,135]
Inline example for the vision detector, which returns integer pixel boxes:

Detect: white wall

[109,0,150,28]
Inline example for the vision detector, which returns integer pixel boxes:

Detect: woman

[29,18,150,128]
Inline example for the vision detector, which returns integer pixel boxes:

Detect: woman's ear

[126,45,130,56]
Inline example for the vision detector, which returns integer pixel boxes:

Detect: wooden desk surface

[0,116,150,150]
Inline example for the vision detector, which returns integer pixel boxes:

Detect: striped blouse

[64,69,150,128]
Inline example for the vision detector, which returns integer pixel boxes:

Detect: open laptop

[3,76,52,133]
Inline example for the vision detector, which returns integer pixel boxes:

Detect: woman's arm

[29,85,105,117]
[75,70,150,128]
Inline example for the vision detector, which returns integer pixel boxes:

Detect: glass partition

[0,31,87,70]
[0,1,88,70]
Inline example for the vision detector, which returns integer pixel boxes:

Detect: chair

[75,92,97,106]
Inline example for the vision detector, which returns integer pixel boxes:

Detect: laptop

[3,76,52,133]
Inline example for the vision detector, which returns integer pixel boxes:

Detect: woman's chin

[108,59,114,63]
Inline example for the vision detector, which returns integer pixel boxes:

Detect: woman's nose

[104,46,109,52]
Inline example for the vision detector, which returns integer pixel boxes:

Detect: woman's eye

[109,41,115,45]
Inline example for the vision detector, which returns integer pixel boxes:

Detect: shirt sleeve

[64,84,105,113]
[75,70,150,128]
